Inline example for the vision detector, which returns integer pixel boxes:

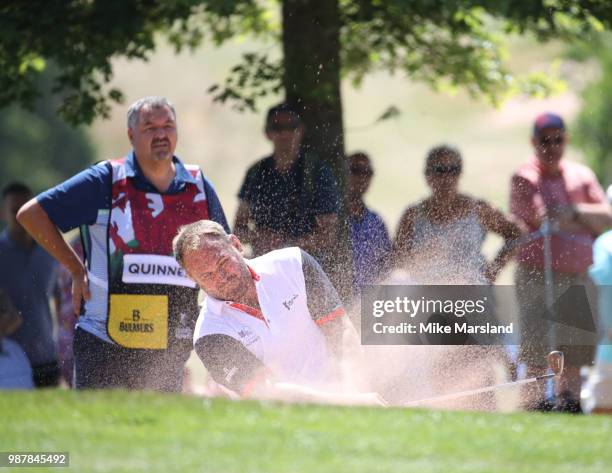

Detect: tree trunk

[282,0,344,169]
[282,0,352,302]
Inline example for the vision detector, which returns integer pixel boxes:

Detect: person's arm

[194,333,272,396]
[510,175,541,230]
[194,333,384,405]
[0,289,21,337]
[17,201,90,314]
[372,215,393,281]
[292,213,338,254]
[476,200,523,283]
[234,200,286,256]
[576,168,612,234]
[511,173,611,236]
[548,202,612,236]
[233,199,252,244]
[293,164,340,253]
[573,202,612,235]
[52,265,63,328]
[202,175,230,233]
[300,249,372,391]
[15,164,109,314]
[234,164,258,247]
[301,249,346,358]
[392,206,418,269]
[552,178,611,235]
[234,163,289,255]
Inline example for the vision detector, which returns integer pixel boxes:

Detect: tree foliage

[207,2,611,112]
[572,33,612,186]
[0,68,94,193]
[2,1,612,126]
[0,0,271,125]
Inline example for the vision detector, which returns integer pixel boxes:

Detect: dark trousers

[73,328,190,392]
[32,361,60,388]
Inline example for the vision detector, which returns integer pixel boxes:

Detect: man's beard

[152,150,172,161]
[151,141,172,161]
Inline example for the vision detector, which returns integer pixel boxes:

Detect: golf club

[402,350,564,407]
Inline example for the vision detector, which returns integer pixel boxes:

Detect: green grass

[2,390,612,473]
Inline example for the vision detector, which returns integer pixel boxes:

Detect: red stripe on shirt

[240,367,272,397]
[315,307,345,326]
[247,265,260,281]
[227,302,269,328]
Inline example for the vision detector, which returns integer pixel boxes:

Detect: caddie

[17,96,229,391]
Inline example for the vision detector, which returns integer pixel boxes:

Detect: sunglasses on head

[427,165,461,176]
[350,166,373,177]
[538,136,564,146]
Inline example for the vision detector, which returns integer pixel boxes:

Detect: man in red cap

[510,112,612,411]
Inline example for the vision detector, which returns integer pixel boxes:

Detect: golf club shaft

[403,373,555,407]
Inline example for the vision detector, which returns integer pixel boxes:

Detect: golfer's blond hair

[172,220,230,268]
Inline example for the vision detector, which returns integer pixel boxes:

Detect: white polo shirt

[194,247,345,393]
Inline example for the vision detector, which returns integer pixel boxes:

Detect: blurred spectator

[510,112,612,411]
[54,236,83,386]
[347,152,391,295]
[0,182,59,387]
[233,102,340,267]
[394,145,521,284]
[0,289,34,389]
[582,219,612,413]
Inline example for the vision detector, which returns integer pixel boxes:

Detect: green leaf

[18,55,46,75]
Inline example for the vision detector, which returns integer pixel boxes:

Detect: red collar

[225,301,268,328]
[225,264,266,326]
[247,264,260,281]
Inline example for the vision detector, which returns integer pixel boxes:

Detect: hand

[71,267,91,315]
[546,205,577,225]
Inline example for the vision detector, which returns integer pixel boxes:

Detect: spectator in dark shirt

[233,102,340,267]
[0,183,59,387]
[0,289,34,389]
